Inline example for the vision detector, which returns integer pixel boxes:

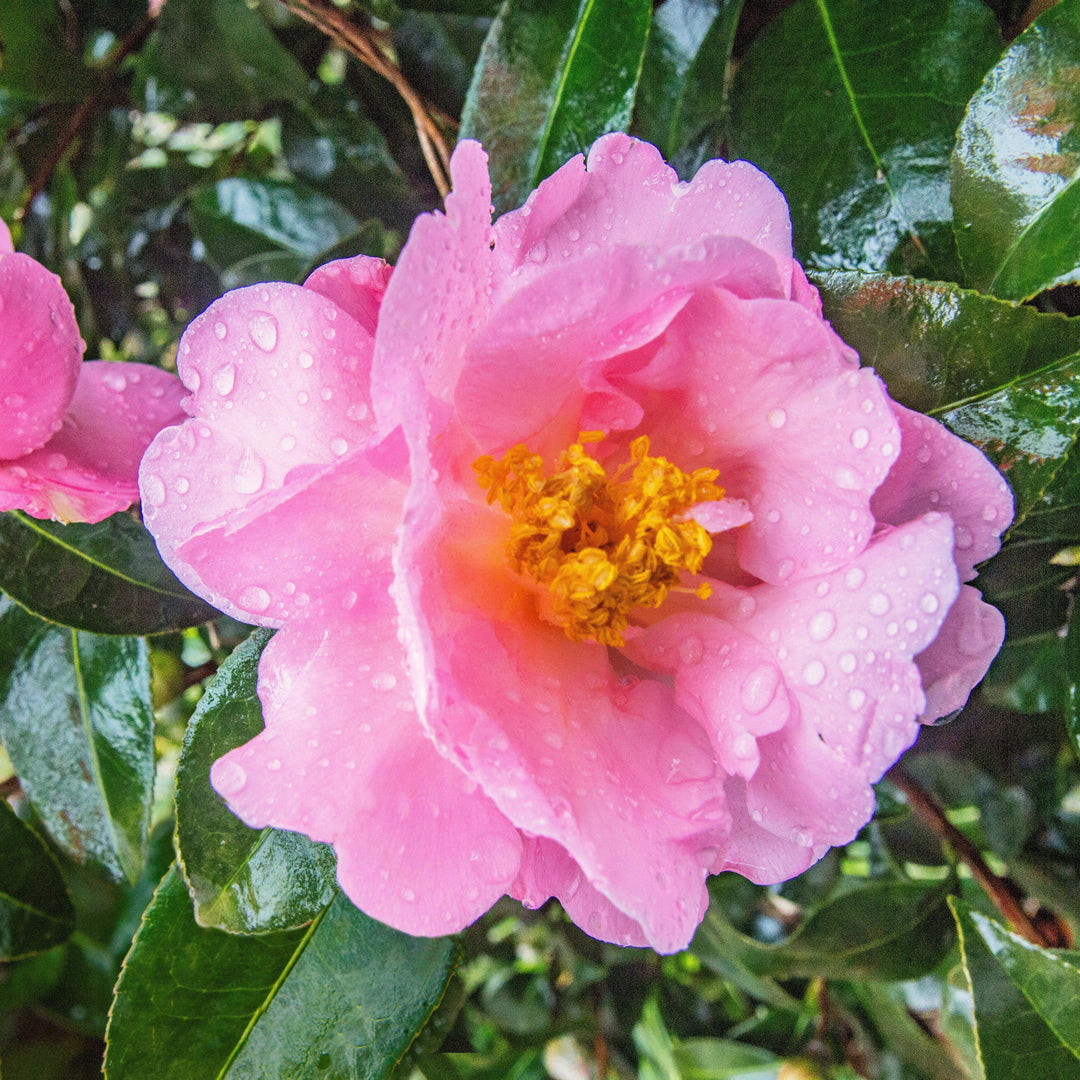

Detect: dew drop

[954,526,974,549]
[838,651,857,674]
[737,594,756,618]
[920,592,939,614]
[776,558,794,580]
[279,434,297,452]
[867,592,890,616]
[239,585,271,613]
[213,759,246,794]
[266,758,282,771]
[766,509,781,523]
[342,590,358,610]
[232,448,265,494]
[213,320,227,340]
[372,672,397,691]
[844,566,865,590]
[790,827,812,847]
[850,427,870,449]
[741,663,780,714]
[802,660,826,686]
[916,445,932,464]
[981,505,997,522]
[46,452,68,470]
[678,636,704,666]
[330,436,348,456]
[297,350,314,369]
[212,363,236,396]
[175,477,190,494]
[766,408,787,428]
[142,474,166,506]
[102,369,127,392]
[808,610,836,642]
[847,688,866,710]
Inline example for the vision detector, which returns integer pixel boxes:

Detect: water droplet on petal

[233,448,265,494]
[175,477,189,494]
[330,437,348,456]
[955,526,974,549]
[741,663,780,714]
[847,688,866,710]
[248,313,278,352]
[850,427,869,449]
[920,592,939,614]
[46,453,67,470]
[142,474,166,506]
[342,590,358,610]
[867,592,890,616]
[808,610,836,641]
[297,350,314,369]
[802,660,826,686]
[844,566,865,590]
[213,320,227,340]
[678,636,704,666]
[102,369,127,392]
[767,408,787,429]
[212,363,236,396]
[279,434,296,452]
[266,758,281,771]
[372,672,397,691]
[214,759,246,794]
[838,651,857,674]
[239,585,271,613]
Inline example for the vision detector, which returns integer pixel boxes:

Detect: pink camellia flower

[141,135,1011,952]
[0,219,187,523]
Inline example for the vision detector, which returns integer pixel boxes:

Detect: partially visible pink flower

[141,135,1011,952]
[0,219,187,523]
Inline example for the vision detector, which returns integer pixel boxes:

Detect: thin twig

[20,12,158,218]
[888,767,1062,948]
[278,0,453,197]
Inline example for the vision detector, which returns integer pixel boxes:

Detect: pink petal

[915,584,1005,722]
[0,219,13,254]
[618,288,896,583]
[303,255,392,338]
[211,610,522,937]
[0,252,83,459]
[493,132,796,297]
[872,402,1013,581]
[0,362,186,523]
[512,836,650,947]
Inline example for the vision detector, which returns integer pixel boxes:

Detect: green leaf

[135,0,309,121]
[0,800,75,961]
[104,866,461,1080]
[0,0,89,100]
[175,627,337,934]
[952,0,1080,300]
[694,878,955,983]
[814,271,1080,414]
[0,598,154,881]
[191,177,360,284]
[0,511,218,635]
[951,897,1080,1079]
[728,0,1001,279]
[460,0,652,214]
[633,0,745,179]
[938,352,1080,526]
[1067,596,1080,757]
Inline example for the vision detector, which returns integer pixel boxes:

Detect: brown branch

[888,766,1066,949]
[278,0,453,197]
[20,12,159,219]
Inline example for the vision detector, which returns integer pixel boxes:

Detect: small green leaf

[104,866,461,1080]
[814,271,1080,414]
[191,178,360,283]
[729,0,1001,279]
[0,800,75,961]
[633,0,745,179]
[952,0,1080,300]
[0,599,154,881]
[951,897,1080,1079]
[175,628,337,934]
[0,511,219,635]
[460,0,652,214]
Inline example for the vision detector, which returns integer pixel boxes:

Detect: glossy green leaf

[104,865,461,1080]
[938,352,1080,525]
[951,898,1080,1079]
[729,0,1001,279]
[952,0,1080,300]
[0,800,75,961]
[460,0,652,214]
[633,0,745,179]
[0,511,218,635]
[695,878,954,983]
[814,271,1080,414]
[191,177,360,283]
[135,0,309,121]
[0,598,154,881]
[175,627,337,934]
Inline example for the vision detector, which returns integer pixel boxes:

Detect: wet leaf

[729,0,1001,279]
[460,0,652,214]
[0,800,75,961]
[175,627,337,933]
[0,511,218,635]
[104,866,462,1080]
[0,599,153,881]
[952,0,1080,300]
[951,897,1080,1079]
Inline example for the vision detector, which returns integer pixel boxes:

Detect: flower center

[473,433,721,646]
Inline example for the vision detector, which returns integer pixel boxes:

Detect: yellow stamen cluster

[473,434,721,646]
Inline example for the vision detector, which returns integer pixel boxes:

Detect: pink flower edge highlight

[144,134,1012,953]
[0,230,188,523]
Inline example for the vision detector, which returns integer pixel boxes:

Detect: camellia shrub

[0,2,1078,1079]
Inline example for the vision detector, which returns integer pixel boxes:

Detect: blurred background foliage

[1,0,1079,1078]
